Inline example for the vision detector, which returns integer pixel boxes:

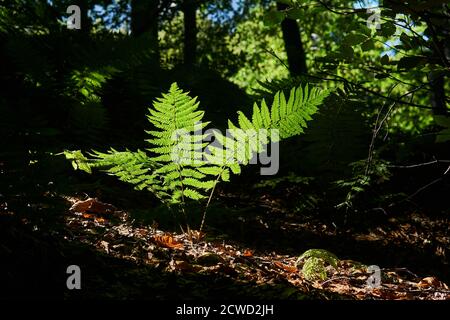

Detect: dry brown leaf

[153,234,184,250]
[82,213,95,219]
[94,217,106,224]
[98,240,109,253]
[243,249,253,257]
[417,276,444,288]
[134,228,149,237]
[70,198,117,214]
[370,287,412,300]
[274,261,298,273]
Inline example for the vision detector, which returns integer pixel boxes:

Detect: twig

[321,276,353,286]
[388,160,450,169]
[444,165,450,176]
[391,177,443,207]
[309,72,447,112]
[380,267,419,279]
[263,48,290,72]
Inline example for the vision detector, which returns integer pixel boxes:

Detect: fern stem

[176,165,191,233]
[199,169,223,232]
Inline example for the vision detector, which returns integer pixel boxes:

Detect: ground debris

[62,197,450,300]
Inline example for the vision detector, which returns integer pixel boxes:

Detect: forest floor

[2,179,448,300]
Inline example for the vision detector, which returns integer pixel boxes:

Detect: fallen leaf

[243,249,253,257]
[94,217,106,224]
[274,261,298,273]
[70,198,117,214]
[98,240,109,253]
[417,277,443,288]
[153,234,184,250]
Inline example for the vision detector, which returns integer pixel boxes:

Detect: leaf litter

[63,196,450,300]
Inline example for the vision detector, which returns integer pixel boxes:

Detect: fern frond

[210,85,330,168]
[63,149,161,193]
[142,83,221,203]
[63,82,329,219]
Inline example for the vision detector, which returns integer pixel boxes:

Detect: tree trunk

[183,0,198,67]
[277,2,307,76]
[430,72,447,115]
[131,0,160,62]
[429,27,448,115]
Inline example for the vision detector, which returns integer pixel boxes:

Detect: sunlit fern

[64,82,330,223]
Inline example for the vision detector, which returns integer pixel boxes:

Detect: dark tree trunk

[131,0,160,62]
[429,28,448,115]
[183,0,198,67]
[430,72,447,115]
[277,2,307,76]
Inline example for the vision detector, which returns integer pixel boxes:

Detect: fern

[252,77,306,101]
[144,83,218,203]
[64,82,330,227]
[208,84,329,170]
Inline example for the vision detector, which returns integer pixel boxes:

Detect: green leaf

[183,188,205,200]
[378,21,396,37]
[264,10,285,26]
[286,8,303,20]
[397,56,426,70]
[400,32,413,49]
[361,39,375,51]
[339,45,354,60]
[380,54,390,65]
[221,168,230,182]
[344,33,368,46]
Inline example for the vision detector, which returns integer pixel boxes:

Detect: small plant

[64,82,330,231]
[335,157,391,211]
[296,249,339,281]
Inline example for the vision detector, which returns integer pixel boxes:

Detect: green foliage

[228,4,289,91]
[334,157,391,210]
[208,84,330,169]
[64,82,329,211]
[297,89,370,177]
[252,77,306,101]
[296,249,339,281]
